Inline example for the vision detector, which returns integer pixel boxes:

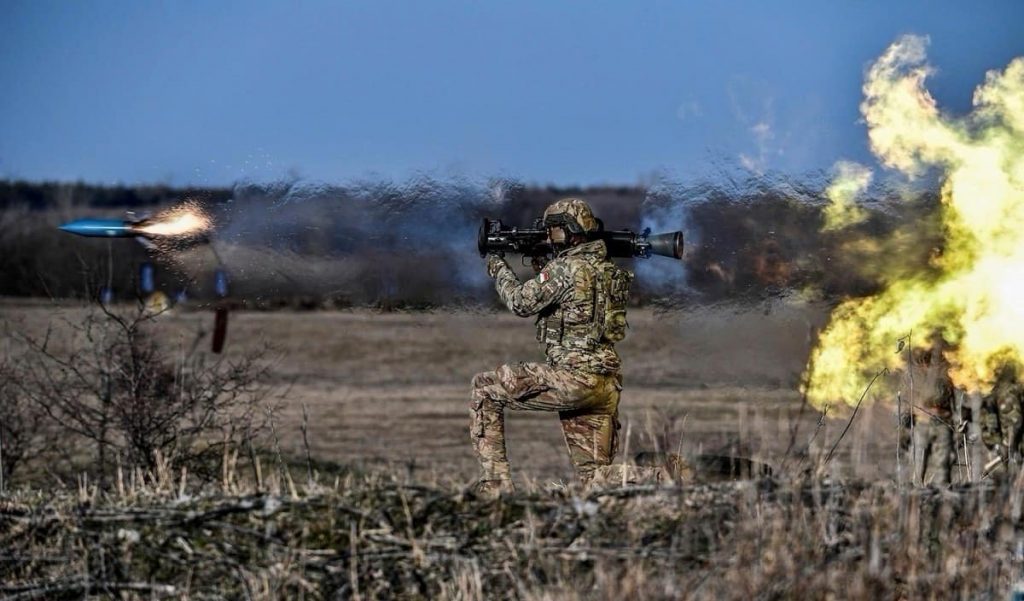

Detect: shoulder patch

[538,271,550,284]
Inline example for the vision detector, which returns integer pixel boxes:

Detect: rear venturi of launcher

[477,218,684,260]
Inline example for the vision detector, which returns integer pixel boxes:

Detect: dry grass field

[7,298,1024,600]
[2,297,900,485]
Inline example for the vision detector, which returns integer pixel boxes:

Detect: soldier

[904,333,956,485]
[979,361,1024,474]
[471,198,633,496]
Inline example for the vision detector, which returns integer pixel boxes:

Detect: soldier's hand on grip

[486,253,507,278]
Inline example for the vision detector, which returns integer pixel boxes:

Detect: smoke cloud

[822,161,872,231]
[172,176,506,306]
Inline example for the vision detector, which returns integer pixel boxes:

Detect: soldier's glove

[486,253,507,278]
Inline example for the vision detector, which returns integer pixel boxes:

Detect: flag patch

[538,271,550,284]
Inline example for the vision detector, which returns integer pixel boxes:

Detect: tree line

[0,178,945,306]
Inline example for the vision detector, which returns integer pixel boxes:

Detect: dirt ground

[2,297,905,486]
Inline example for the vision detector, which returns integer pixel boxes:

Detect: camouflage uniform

[472,199,632,491]
[905,341,956,485]
[979,363,1024,470]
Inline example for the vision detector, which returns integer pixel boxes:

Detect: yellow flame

[822,161,872,231]
[135,203,211,237]
[804,35,1024,407]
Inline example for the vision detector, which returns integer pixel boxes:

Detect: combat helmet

[542,197,599,234]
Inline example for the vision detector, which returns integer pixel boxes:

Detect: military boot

[472,478,515,499]
[588,464,671,488]
[634,452,696,481]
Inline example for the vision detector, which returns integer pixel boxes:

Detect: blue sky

[1,1,1022,187]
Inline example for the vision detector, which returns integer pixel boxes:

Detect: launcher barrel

[478,218,683,260]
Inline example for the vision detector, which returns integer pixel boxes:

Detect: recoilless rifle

[478,217,684,262]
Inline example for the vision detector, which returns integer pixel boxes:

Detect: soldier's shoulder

[553,256,599,282]
[532,257,571,286]
[542,255,575,273]
[557,253,601,270]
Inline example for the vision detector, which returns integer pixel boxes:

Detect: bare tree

[12,302,273,486]
[0,354,55,488]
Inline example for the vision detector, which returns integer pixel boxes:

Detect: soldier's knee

[494,364,516,388]
[471,370,497,391]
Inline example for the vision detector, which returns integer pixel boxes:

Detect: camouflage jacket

[491,240,622,374]
[905,355,955,420]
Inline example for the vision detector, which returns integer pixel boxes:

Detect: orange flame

[804,35,1024,408]
[134,204,211,237]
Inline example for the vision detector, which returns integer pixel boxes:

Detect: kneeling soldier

[471,198,632,496]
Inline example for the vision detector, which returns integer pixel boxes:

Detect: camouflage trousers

[470,362,620,483]
[912,416,953,486]
[979,395,1024,467]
